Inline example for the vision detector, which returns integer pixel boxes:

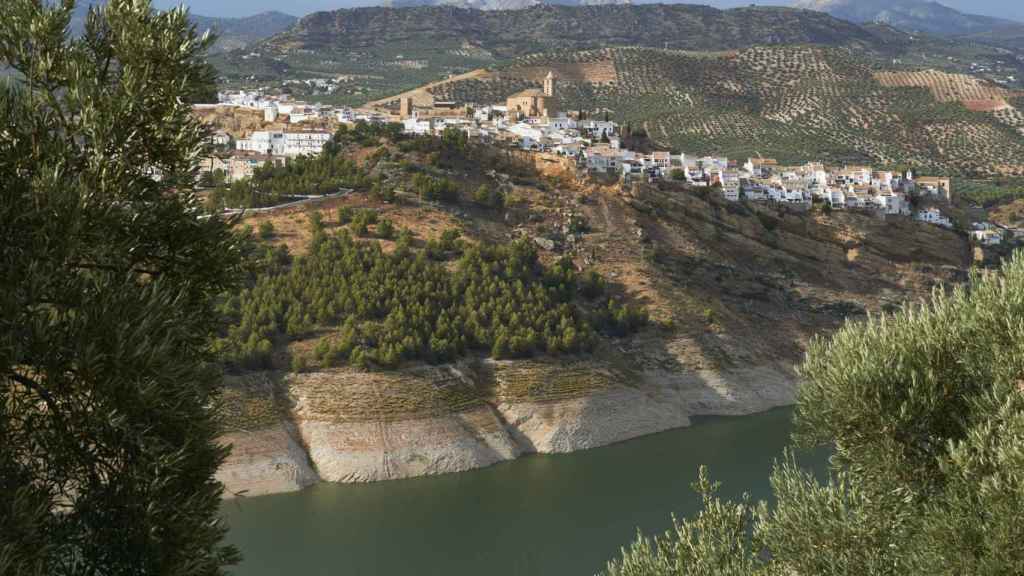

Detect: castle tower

[399,97,414,119]
[543,70,557,98]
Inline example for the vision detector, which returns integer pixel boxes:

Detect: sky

[150,0,1024,23]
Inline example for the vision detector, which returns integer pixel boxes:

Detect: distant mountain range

[189,12,299,52]
[270,4,888,56]
[69,2,297,52]
[385,0,629,9]
[792,0,1024,51]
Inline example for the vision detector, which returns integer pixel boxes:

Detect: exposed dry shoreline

[217,363,798,498]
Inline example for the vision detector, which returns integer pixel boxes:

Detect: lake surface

[222,407,828,576]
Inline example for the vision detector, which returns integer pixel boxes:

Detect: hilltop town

[200,69,1013,251]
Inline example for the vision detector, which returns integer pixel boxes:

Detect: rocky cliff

[218,360,798,497]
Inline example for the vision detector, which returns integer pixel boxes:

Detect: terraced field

[224,359,635,424]
[874,69,1019,103]
[290,366,486,422]
[422,46,1024,174]
[494,359,632,403]
[221,374,290,431]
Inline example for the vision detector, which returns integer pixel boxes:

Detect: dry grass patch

[290,366,485,422]
[238,196,464,256]
[494,359,629,402]
[220,373,287,432]
[874,69,1018,104]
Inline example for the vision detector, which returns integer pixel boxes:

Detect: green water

[222,407,827,576]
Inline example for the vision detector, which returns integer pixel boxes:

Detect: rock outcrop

[217,363,798,497]
[297,406,521,483]
[217,424,319,499]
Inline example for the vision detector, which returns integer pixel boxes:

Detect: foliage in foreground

[604,253,1024,575]
[1,1,241,574]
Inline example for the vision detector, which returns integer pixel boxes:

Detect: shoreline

[217,364,798,499]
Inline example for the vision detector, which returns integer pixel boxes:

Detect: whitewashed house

[647,151,672,170]
[547,115,577,131]
[402,117,432,136]
[210,131,231,147]
[580,120,617,140]
[264,103,279,123]
[699,156,729,172]
[915,177,952,201]
[283,132,332,156]
[555,142,583,157]
[845,192,868,209]
[621,159,645,179]
[915,207,953,228]
[585,146,630,174]
[742,182,768,201]
[336,108,356,123]
[841,166,872,185]
[873,193,911,216]
[236,131,283,155]
[971,229,1003,246]
[784,187,809,204]
[236,131,331,157]
[827,188,846,209]
[722,182,741,202]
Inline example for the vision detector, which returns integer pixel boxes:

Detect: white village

[200,70,1009,248]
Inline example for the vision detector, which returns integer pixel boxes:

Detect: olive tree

[1,1,241,574]
[605,254,1024,575]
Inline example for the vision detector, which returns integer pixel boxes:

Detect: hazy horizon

[151,0,1024,23]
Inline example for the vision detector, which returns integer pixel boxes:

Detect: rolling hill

[792,0,1024,52]
[211,4,1024,173]
[406,45,1024,174]
[267,4,887,55]
[386,0,631,9]
[69,2,297,53]
[189,12,299,53]
[211,4,907,105]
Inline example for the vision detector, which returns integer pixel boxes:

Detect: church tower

[543,70,557,98]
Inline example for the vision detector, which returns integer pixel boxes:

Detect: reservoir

[222,407,827,576]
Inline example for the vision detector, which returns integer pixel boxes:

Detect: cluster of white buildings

[400,106,616,150]
[201,92,396,183]
[235,131,333,157]
[403,104,1011,244]
[970,222,1006,246]
[215,90,386,126]
[207,84,1008,247]
[398,105,979,233]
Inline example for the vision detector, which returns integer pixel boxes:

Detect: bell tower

[544,70,557,98]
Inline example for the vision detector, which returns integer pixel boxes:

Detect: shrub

[307,210,324,236]
[604,252,1024,576]
[377,218,395,240]
[579,270,606,299]
[473,184,505,209]
[258,220,276,240]
[338,206,354,225]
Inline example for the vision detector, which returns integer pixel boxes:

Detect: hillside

[210,127,971,490]
[792,0,1024,52]
[211,4,1024,171]
[69,2,296,53]
[266,5,886,55]
[213,125,970,405]
[388,0,630,9]
[190,12,298,53]
[405,46,1024,174]
[210,4,896,104]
